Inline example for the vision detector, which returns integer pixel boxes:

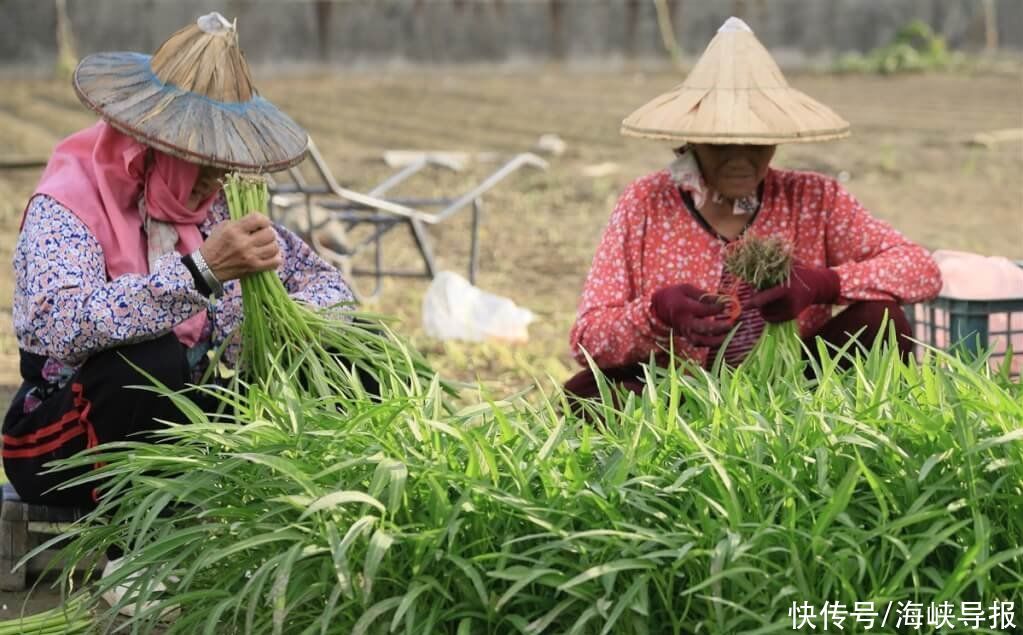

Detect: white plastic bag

[422,271,536,343]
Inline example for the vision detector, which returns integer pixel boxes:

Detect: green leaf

[298,491,386,520]
[813,463,860,538]
[557,560,655,592]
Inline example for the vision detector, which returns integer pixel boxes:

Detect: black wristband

[181,253,214,297]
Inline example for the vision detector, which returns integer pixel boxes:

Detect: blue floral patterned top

[10,193,354,415]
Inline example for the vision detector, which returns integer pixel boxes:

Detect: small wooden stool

[1,482,88,590]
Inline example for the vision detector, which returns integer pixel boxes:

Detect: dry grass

[0,68,1021,396]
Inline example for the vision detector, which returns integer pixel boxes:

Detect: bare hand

[199,213,282,282]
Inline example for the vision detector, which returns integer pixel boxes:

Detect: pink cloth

[28,122,214,346]
[915,250,1023,373]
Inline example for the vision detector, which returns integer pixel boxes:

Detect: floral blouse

[570,168,943,369]
[11,193,353,415]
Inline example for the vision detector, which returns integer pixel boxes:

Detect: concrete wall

[4,0,1021,69]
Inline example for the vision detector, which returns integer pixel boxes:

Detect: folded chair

[268,139,548,298]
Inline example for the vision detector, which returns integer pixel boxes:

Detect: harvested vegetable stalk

[0,595,92,634]
[723,234,803,371]
[221,173,439,398]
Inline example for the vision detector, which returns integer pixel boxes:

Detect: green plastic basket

[907,261,1023,374]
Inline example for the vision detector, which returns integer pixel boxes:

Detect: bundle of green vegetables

[219,173,440,399]
[721,234,806,375]
[35,333,1022,633]
[0,595,91,634]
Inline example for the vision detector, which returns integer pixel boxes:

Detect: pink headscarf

[28,121,216,347]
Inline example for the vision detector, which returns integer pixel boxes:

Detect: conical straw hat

[622,18,850,145]
[72,12,307,171]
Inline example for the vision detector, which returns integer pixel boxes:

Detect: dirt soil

[0,69,1021,394]
[0,67,1021,618]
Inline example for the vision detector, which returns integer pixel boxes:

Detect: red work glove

[749,265,841,323]
[650,283,731,348]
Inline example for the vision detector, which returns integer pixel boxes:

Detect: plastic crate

[907,261,1023,375]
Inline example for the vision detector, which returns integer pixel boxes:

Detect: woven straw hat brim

[73,52,308,172]
[620,90,852,145]
[622,19,850,145]
[620,83,851,144]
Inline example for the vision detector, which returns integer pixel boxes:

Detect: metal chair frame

[268,140,547,298]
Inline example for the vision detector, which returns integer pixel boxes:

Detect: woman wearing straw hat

[2,13,356,508]
[565,18,942,400]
